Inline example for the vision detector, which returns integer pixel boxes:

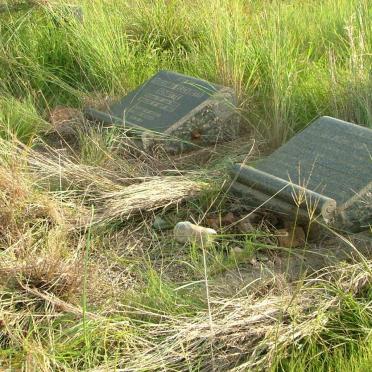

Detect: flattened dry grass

[108,261,371,371]
[0,131,370,370]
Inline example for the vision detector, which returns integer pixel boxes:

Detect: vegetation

[0,0,371,370]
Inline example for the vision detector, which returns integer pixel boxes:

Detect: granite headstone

[84,70,239,153]
[230,116,372,232]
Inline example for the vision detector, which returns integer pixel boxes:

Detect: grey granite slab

[84,70,239,153]
[230,116,372,232]
[257,117,371,205]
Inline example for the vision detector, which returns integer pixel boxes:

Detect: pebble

[231,246,244,253]
[237,220,255,233]
[256,252,269,262]
[277,226,305,248]
[152,216,172,231]
[221,212,237,225]
[174,221,217,246]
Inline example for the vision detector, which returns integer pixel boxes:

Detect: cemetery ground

[0,0,371,371]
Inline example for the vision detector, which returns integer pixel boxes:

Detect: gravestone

[230,116,372,232]
[84,70,239,153]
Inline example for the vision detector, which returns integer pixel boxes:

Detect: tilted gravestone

[230,116,372,232]
[84,70,239,153]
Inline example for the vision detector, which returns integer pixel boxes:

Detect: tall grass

[0,0,371,145]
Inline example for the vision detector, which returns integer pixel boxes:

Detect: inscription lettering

[151,77,205,98]
[156,87,183,101]
[98,71,222,132]
[143,93,174,106]
[127,104,162,122]
[138,97,177,112]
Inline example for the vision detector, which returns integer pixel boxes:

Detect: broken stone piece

[206,212,238,230]
[236,212,259,233]
[84,70,239,153]
[48,106,83,127]
[206,216,220,230]
[174,221,217,246]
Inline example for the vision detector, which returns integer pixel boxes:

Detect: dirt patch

[212,232,372,296]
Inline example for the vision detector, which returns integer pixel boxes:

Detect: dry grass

[0,137,208,226]
[0,136,370,371]
[87,260,371,371]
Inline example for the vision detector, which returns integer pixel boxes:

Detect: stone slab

[257,116,372,205]
[84,70,239,152]
[230,116,372,231]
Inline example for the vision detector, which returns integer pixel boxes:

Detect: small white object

[174,221,217,246]
[231,246,244,254]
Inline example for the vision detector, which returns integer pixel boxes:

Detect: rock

[266,213,279,227]
[231,246,244,254]
[45,106,85,149]
[245,212,260,223]
[206,216,220,230]
[237,220,255,233]
[221,212,237,225]
[152,216,172,231]
[174,221,217,246]
[206,212,238,230]
[49,106,83,126]
[306,223,327,241]
[256,252,269,262]
[277,226,305,248]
